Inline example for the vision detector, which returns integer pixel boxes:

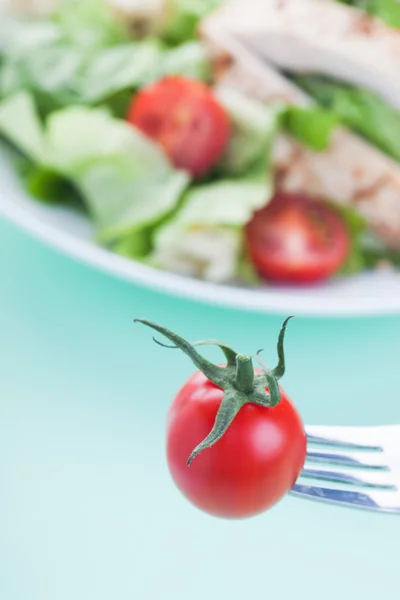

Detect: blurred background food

[1,0,400,305]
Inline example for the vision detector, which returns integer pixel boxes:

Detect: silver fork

[291,425,400,513]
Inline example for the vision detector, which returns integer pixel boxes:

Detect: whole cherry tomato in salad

[245,192,350,284]
[127,76,230,178]
[135,317,306,519]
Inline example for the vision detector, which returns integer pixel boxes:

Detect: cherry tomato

[166,370,306,519]
[136,317,304,519]
[245,192,350,284]
[127,76,230,178]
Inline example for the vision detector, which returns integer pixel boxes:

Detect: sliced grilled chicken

[201,23,400,248]
[204,0,400,112]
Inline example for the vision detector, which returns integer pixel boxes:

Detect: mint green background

[1,216,400,600]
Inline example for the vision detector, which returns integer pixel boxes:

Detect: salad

[0,0,399,286]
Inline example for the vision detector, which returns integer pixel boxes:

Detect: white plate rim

[2,149,400,317]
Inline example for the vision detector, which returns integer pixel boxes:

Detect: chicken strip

[205,0,400,112]
[201,21,400,248]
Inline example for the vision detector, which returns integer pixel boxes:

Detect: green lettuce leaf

[0,0,130,108]
[0,35,86,112]
[216,88,280,178]
[0,92,189,240]
[363,243,400,269]
[22,164,80,205]
[54,0,130,50]
[293,74,400,162]
[77,40,210,105]
[112,227,153,259]
[282,105,338,152]
[0,9,210,116]
[321,203,399,276]
[150,179,272,282]
[78,40,163,104]
[152,41,211,82]
[162,0,223,45]
[217,88,335,174]
[158,181,272,229]
[335,204,367,275]
[0,92,47,161]
[337,0,400,28]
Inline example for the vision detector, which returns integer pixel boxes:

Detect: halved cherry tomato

[127,76,230,178]
[245,192,350,284]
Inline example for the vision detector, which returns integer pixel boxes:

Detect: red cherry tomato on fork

[135,317,306,519]
[166,369,306,519]
[127,76,230,178]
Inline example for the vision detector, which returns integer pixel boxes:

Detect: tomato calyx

[135,317,294,465]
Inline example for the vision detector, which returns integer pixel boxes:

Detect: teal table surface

[1,216,400,600]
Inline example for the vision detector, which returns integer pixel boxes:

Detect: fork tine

[290,484,400,513]
[307,434,381,450]
[306,425,384,449]
[301,467,395,489]
[306,449,388,469]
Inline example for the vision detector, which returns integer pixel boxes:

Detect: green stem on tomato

[187,388,245,466]
[272,316,294,379]
[154,338,239,367]
[135,317,293,464]
[234,355,255,394]
[134,319,228,388]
